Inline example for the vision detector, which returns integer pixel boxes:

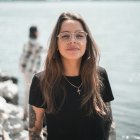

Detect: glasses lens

[59,32,71,41]
[58,31,87,42]
[75,32,87,41]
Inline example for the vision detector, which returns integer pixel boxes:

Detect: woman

[29,12,115,140]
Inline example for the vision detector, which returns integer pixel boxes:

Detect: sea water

[0,1,140,139]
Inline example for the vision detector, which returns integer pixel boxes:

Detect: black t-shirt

[29,67,114,140]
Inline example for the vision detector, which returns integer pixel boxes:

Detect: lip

[66,45,80,51]
[66,48,79,51]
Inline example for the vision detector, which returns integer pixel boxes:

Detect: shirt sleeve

[29,74,47,109]
[99,67,114,102]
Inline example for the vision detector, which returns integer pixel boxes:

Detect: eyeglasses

[57,31,88,42]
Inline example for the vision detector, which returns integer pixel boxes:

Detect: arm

[104,102,116,140]
[19,44,27,73]
[29,105,45,140]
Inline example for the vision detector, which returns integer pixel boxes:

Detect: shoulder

[98,66,114,102]
[97,66,109,84]
[23,41,32,50]
[34,71,45,80]
[97,66,107,76]
[30,71,45,94]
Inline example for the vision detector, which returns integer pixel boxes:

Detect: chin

[63,55,82,60]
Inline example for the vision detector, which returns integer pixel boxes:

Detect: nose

[69,34,76,43]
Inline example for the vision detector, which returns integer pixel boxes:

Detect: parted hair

[40,12,107,116]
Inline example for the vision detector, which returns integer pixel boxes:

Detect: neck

[62,59,81,76]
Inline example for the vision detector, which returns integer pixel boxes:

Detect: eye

[60,33,70,40]
[76,33,85,39]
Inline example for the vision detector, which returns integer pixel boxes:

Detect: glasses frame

[57,31,88,42]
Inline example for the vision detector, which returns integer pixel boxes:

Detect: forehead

[60,20,84,32]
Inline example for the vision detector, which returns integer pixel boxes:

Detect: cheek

[57,40,65,55]
[81,42,87,53]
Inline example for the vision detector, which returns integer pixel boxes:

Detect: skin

[57,20,87,76]
[29,105,45,140]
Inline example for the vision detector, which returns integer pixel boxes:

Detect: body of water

[0,1,140,139]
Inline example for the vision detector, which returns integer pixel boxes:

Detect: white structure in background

[0,70,28,139]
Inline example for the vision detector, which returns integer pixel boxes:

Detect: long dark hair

[40,12,107,116]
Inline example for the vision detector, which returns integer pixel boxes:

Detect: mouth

[66,48,79,51]
[66,46,80,51]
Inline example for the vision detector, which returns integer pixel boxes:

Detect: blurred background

[0,0,140,139]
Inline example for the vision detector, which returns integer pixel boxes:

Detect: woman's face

[57,20,87,61]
